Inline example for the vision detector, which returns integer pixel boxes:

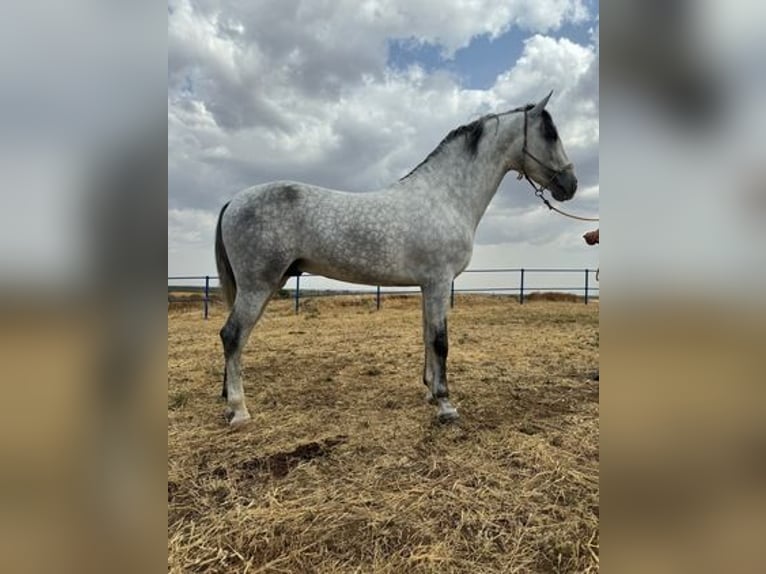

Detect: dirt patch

[238,435,348,480]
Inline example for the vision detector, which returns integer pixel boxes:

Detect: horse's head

[520,92,577,202]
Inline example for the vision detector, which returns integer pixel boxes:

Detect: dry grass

[168,295,599,573]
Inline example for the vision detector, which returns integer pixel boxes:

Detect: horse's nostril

[565,173,577,193]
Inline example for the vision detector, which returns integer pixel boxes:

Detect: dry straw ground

[168,294,599,573]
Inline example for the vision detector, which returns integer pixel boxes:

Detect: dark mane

[400,117,487,180]
[399,104,559,181]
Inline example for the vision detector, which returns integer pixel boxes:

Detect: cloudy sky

[168,0,599,290]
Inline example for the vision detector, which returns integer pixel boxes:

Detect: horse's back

[229,180,366,216]
[231,180,310,208]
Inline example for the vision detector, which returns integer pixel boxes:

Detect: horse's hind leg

[220,286,272,427]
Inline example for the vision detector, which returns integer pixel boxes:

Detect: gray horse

[215,92,577,427]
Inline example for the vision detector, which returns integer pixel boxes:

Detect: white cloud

[492,35,598,149]
[168,0,591,129]
[168,208,217,247]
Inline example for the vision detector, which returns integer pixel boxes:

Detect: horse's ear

[530,90,553,116]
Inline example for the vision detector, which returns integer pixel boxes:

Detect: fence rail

[169,268,599,318]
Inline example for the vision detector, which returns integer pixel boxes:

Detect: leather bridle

[517,108,599,223]
[518,108,573,193]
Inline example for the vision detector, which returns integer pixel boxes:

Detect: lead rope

[523,177,600,222]
[519,171,599,280]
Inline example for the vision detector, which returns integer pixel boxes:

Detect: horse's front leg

[421,281,459,422]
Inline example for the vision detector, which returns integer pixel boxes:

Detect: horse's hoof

[229,412,252,428]
[225,408,252,428]
[437,404,459,423]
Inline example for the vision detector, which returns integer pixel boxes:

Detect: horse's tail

[215,201,237,308]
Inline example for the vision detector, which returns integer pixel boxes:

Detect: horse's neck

[401,114,523,229]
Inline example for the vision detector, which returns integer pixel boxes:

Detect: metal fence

[169,268,599,319]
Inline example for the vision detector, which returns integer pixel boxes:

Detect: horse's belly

[297,258,418,287]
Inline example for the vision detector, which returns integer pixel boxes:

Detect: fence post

[450,280,455,308]
[519,268,525,304]
[584,269,589,305]
[376,285,381,310]
[204,275,210,319]
[294,275,300,314]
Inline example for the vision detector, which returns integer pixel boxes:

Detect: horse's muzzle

[550,169,577,202]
